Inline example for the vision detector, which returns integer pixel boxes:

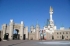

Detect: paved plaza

[0,40,70,46]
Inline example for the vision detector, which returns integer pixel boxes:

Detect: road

[0,40,70,46]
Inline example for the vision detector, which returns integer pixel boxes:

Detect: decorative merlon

[21,21,23,24]
[10,19,13,22]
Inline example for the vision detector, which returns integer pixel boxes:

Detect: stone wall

[47,30,70,40]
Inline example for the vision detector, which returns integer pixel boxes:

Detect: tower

[2,24,7,40]
[20,21,24,40]
[30,25,35,33]
[35,20,40,40]
[44,6,57,34]
[49,6,54,26]
[9,19,14,40]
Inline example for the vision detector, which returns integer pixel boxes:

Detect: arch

[4,33,9,40]
[13,29,20,40]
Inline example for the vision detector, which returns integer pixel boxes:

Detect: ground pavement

[0,40,70,46]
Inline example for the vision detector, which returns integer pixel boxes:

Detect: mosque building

[29,6,70,40]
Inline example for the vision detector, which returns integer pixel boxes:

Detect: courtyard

[0,40,70,46]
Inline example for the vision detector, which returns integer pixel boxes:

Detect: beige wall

[29,32,36,40]
[52,30,70,40]
[39,30,70,40]
[28,30,70,40]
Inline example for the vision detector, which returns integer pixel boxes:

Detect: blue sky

[0,0,70,32]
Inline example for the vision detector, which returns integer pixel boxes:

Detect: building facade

[0,6,70,41]
[29,6,70,40]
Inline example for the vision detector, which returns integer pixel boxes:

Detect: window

[57,32,58,34]
[66,32,68,34]
[50,25,51,27]
[60,36,61,38]
[60,32,61,34]
[50,25,52,28]
[63,32,64,34]
[31,31,32,33]
[67,36,68,38]
[69,32,70,34]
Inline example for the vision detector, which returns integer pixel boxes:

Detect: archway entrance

[40,30,46,40]
[4,33,9,40]
[13,29,20,40]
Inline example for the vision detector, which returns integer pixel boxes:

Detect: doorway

[62,35,64,39]
[4,33,9,40]
[13,29,20,40]
[23,34,26,40]
[52,36,54,40]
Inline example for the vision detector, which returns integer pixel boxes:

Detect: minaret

[49,6,54,27]
[49,6,53,21]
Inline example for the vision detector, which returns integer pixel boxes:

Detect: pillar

[9,19,14,40]
[20,21,24,40]
[25,26,28,40]
[35,24,40,40]
[30,25,34,33]
[2,24,7,40]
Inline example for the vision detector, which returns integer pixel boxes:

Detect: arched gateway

[1,19,28,40]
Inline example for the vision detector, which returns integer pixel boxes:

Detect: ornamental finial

[50,6,53,12]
